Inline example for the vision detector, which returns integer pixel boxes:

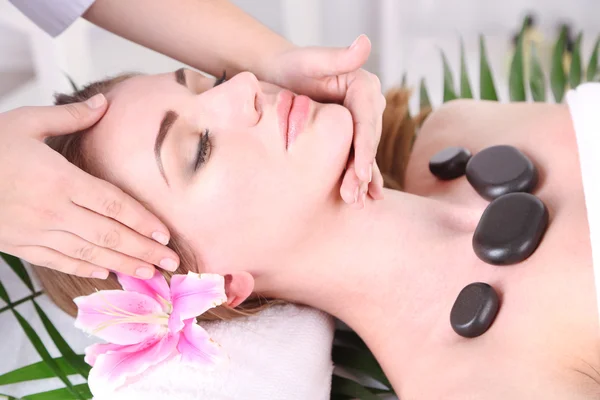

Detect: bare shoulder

[404,99,576,206]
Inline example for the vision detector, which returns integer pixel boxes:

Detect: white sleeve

[566,83,600,325]
[9,0,96,37]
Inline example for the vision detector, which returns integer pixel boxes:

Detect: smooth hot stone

[429,146,472,180]
[465,145,538,200]
[450,282,499,338]
[473,192,549,265]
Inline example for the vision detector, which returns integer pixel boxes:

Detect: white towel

[93,303,335,400]
[566,83,600,324]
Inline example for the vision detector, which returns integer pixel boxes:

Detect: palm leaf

[460,39,473,98]
[332,345,391,389]
[22,384,91,400]
[330,376,380,400]
[550,26,568,102]
[586,35,600,82]
[32,301,91,379]
[0,292,44,314]
[569,33,583,88]
[441,50,458,102]
[11,310,85,400]
[334,329,369,352]
[400,73,408,88]
[529,43,546,102]
[479,35,499,101]
[1,253,34,293]
[508,21,527,101]
[0,280,10,304]
[0,357,82,385]
[419,78,432,112]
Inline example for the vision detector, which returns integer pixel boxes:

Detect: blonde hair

[36,73,423,321]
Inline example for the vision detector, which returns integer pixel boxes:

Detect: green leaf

[12,310,85,400]
[400,72,408,88]
[479,35,499,101]
[334,329,369,352]
[63,73,79,93]
[529,43,547,102]
[0,357,82,385]
[332,345,391,388]
[508,24,526,101]
[0,280,10,304]
[419,78,432,111]
[1,253,34,293]
[330,376,380,400]
[22,384,91,400]
[460,39,473,98]
[32,301,91,379]
[586,35,600,82]
[569,33,583,88]
[441,50,458,102]
[550,27,568,102]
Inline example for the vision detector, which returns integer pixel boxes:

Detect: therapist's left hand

[261,34,385,208]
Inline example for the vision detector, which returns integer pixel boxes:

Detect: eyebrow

[154,69,189,185]
[175,68,187,87]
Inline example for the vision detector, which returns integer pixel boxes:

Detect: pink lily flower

[73,270,228,395]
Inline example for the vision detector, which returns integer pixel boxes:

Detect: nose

[210,71,262,126]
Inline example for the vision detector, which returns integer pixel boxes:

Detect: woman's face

[85,70,353,274]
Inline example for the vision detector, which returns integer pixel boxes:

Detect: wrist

[249,38,297,84]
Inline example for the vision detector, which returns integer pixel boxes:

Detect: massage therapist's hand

[0,95,179,280]
[262,34,386,207]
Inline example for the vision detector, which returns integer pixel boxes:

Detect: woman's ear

[224,271,254,308]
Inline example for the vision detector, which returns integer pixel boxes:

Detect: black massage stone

[473,192,549,265]
[429,146,472,180]
[466,145,538,200]
[450,282,499,338]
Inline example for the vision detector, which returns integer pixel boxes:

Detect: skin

[83,71,599,398]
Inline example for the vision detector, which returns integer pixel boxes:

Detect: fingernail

[353,187,360,204]
[349,35,361,49]
[135,267,154,279]
[152,231,170,245]
[367,164,373,183]
[160,258,179,271]
[91,270,109,280]
[85,93,106,109]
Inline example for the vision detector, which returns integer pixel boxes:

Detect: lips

[277,90,310,149]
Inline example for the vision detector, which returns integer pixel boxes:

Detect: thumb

[30,93,108,138]
[297,34,371,78]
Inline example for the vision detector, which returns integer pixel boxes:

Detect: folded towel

[93,303,335,400]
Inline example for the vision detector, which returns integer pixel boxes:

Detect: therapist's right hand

[0,94,179,280]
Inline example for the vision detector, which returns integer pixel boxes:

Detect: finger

[340,158,364,208]
[63,202,180,271]
[368,162,385,200]
[41,230,158,279]
[16,94,108,139]
[348,92,385,183]
[21,245,110,279]
[296,34,371,79]
[71,175,173,247]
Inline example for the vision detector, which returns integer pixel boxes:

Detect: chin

[311,104,354,194]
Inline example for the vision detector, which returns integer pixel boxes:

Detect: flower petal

[74,290,165,345]
[84,343,126,366]
[87,334,178,397]
[117,270,171,306]
[170,273,227,332]
[177,319,226,365]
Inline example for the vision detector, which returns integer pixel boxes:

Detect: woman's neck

[259,188,481,395]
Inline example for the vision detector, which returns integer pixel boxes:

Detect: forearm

[83,0,293,79]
